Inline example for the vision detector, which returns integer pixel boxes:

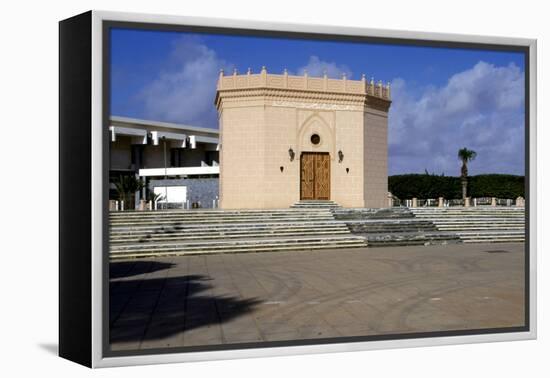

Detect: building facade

[109,116,219,208]
[215,68,391,209]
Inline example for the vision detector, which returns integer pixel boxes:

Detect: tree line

[388,173,525,200]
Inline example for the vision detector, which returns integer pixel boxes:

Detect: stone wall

[363,108,389,208]
[148,178,219,208]
[219,103,267,209]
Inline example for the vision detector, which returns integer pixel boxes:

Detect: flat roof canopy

[138,166,220,177]
[109,116,220,149]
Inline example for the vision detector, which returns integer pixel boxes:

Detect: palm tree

[147,190,165,204]
[114,175,144,209]
[457,147,477,199]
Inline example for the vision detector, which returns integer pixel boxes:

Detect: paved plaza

[109,243,525,351]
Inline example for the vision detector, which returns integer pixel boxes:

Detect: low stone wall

[148,178,219,208]
[389,194,525,208]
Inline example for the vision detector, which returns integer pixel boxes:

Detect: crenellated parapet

[215,66,391,110]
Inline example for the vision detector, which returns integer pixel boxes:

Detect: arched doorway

[300,152,330,200]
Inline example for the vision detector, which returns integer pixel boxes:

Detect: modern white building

[109,116,220,208]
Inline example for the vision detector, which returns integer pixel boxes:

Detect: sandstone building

[215,67,391,209]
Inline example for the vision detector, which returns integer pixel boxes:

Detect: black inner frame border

[102,19,531,359]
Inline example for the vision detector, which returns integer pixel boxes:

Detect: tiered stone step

[333,208,460,246]
[333,207,414,220]
[109,208,366,259]
[109,208,334,226]
[345,219,438,233]
[410,207,525,243]
[110,221,352,244]
[362,231,461,246]
[109,235,367,259]
[291,200,342,209]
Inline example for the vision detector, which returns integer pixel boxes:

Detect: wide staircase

[333,208,461,246]
[290,200,342,209]
[409,207,525,243]
[109,208,367,259]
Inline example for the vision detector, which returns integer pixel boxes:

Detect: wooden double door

[300,152,330,200]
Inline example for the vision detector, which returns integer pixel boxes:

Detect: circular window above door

[310,134,321,145]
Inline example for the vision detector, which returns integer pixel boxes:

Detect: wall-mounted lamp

[288,147,295,162]
[338,150,344,163]
[280,166,284,173]
[346,168,350,174]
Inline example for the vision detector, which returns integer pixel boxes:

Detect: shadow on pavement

[110,274,260,344]
[110,261,175,279]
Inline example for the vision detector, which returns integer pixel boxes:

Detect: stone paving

[109,243,525,351]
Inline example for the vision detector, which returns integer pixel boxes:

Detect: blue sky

[110,28,526,176]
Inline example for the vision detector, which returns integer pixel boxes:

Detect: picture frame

[59,10,537,368]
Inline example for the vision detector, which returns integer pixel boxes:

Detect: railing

[415,199,440,207]
[473,197,493,206]
[156,202,185,210]
[109,198,220,211]
[388,195,525,208]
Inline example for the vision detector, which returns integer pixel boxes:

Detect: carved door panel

[315,153,330,200]
[300,153,315,200]
[300,152,330,200]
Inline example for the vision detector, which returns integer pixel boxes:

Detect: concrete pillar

[387,192,393,208]
[134,174,142,210]
[142,176,147,202]
[464,197,471,207]
[138,200,147,211]
[491,197,497,206]
[109,200,118,211]
[438,197,444,207]
[516,196,525,207]
[134,191,140,209]
[412,198,417,208]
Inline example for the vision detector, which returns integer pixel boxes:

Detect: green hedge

[388,174,524,199]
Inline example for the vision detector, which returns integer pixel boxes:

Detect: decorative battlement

[216,66,391,100]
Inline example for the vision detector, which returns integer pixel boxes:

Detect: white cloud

[296,56,352,79]
[138,52,353,126]
[389,61,525,176]
[138,36,233,127]
[136,46,524,176]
